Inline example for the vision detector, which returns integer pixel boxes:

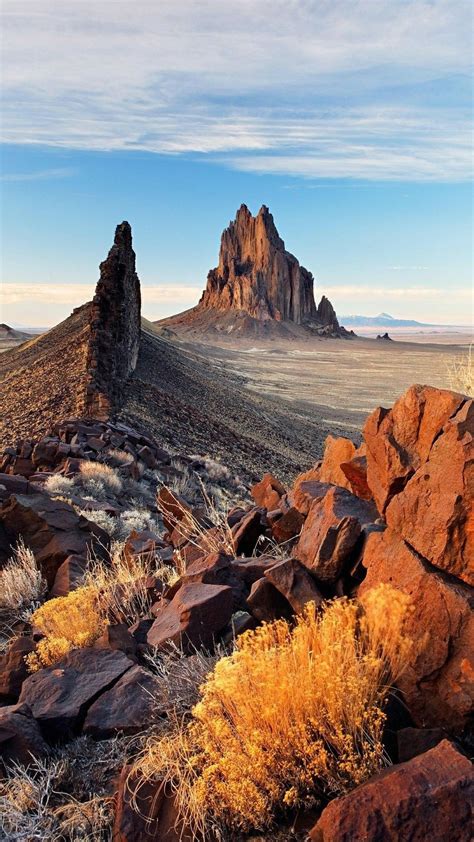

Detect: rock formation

[83,221,141,418]
[158,204,345,336]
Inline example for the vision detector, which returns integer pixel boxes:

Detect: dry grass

[0,735,134,841]
[85,546,177,626]
[80,460,123,495]
[157,482,235,573]
[44,474,75,498]
[136,584,412,835]
[0,541,46,642]
[447,343,473,396]
[26,587,105,672]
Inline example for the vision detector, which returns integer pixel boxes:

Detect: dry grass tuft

[0,735,133,841]
[136,584,413,835]
[26,587,105,672]
[44,474,75,498]
[80,460,123,495]
[447,343,473,396]
[85,546,177,626]
[157,482,235,572]
[0,541,46,640]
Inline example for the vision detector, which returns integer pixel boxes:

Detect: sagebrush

[136,584,412,835]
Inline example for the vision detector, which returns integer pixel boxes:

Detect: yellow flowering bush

[137,584,412,834]
[26,586,106,671]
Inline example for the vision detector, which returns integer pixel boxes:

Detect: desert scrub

[44,473,75,498]
[85,547,176,626]
[136,584,412,835]
[26,587,105,672]
[0,541,46,638]
[80,460,123,495]
[447,343,473,396]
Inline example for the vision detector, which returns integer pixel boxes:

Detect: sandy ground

[171,332,468,441]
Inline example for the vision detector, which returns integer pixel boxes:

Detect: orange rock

[359,528,474,730]
[386,398,473,586]
[309,740,474,842]
[251,472,286,509]
[295,486,377,583]
[363,384,465,514]
[316,435,356,489]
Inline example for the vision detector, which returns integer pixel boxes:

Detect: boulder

[0,635,36,703]
[232,555,283,585]
[386,398,473,586]
[340,453,372,501]
[251,472,286,509]
[0,493,109,586]
[232,507,268,555]
[93,623,138,661]
[360,528,474,730]
[363,384,465,515]
[83,665,164,738]
[123,529,163,564]
[396,727,447,763]
[0,702,49,766]
[270,506,305,544]
[48,554,87,598]
[315,435,357,491]
[295,486,377,583]
[113,766,195,842]
[309,740,473,842]
[264,558,324,614]
[147,583,233,652]
[19,647,133,741]
[246,577,293,622]
[179,551,246,608]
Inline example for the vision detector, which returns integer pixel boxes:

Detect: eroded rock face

[363,384,465,515]
[200,205,316,324]
[386,398,473,585]
[360,528,474,730]
[309,740,474,842]
[199,204,341,331]
[83,221,141,419]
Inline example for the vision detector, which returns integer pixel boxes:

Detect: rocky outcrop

[309,740,474,842]
[82,221,141,419]
[200,204,318,324]
[160,204,344,336]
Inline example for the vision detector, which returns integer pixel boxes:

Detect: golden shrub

[26,586,106,671]
[137,584,412,834]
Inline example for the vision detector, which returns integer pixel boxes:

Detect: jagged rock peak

[199,204,319,325]
[317,295,340,332]
[82,221,141,419]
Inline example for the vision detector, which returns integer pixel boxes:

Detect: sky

[0,0,472,328]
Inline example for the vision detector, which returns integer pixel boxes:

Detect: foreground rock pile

[0,384,472,840]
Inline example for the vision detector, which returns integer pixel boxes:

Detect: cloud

[0,167,75,182]
[1,0,471,181]
[1,282,202,326]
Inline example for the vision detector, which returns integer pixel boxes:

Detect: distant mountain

[339,313,436,328]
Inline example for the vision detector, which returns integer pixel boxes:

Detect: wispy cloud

[0,167,75,182]
[1,282,201,326]
[1,0,471,181]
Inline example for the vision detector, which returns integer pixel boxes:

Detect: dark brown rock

[309,740,474,842]
[83,665,164,738]
[19,647,133,741]
[246,577,292,622]
[363,384,465,515]
[397,727,447,763]
[232,555,283,584]
[386,398,473,585]
[113,767,195,842]
[270,506,305,544]
[264,558,324,614]
[0,493,109,586]
[232,507,268,555]
[93,624,138,661]
[49,554,87,598]
[295,486,377,583]
[0,702,49,766]
[360,528,474,730]
[0,636,36,703]
[147,583,233,652]
[82,221,141,419]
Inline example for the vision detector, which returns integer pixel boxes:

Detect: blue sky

[1,0,472,327]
